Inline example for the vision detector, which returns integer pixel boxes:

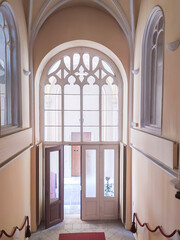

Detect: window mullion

[80,86,83,142]
[153,43,158,124]
[5,40,8,125]
[62,86,64,142]
[0,87,1,133]
[99,85,102,142]
[151,44,157,125]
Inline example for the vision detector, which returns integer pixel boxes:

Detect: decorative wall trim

[130,144,178,178]
[0,128,33,166]
[130,128,178,170]
[130,128,178,177]
[0,144,33,169]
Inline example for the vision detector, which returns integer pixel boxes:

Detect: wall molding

[0,128,33,166]
[130,128,178,172]
[0,144,33,169]
[130,144,178,178]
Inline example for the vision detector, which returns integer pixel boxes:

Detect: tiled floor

[30,213,135,240]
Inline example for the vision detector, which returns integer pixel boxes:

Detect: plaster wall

[30,0,132,35]
[0,0,32,238]
[0,151,31,240]
[33,6,129,76]
[132,0,180,239]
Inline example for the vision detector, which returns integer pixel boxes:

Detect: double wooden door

[45,144,119,228]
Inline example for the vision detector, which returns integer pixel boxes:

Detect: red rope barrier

[130,213,180,238]
[0,216,31,239]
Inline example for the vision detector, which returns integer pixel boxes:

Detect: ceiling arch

[29,0,133,52]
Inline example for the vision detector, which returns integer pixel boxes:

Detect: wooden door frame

[99,144,119,219]
[45,145,64,229]
[81,144,119,220]
[81,145,100,220]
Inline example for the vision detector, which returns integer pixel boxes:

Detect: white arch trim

[34,40,128,144]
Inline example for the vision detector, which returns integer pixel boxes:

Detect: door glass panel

[104,149,114,197]
[50,151,59,202]
[86,150,96,197]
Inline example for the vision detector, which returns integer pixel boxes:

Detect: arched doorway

[35,41,128,228]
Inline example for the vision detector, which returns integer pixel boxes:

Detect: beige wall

[0,1,32,239]
[33,6,129,76]
[133,0,180,239]
[0,151,31,240]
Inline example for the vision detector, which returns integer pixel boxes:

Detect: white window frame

[40,47,123,144]
[141,6,164,135]
[0,2,21,136]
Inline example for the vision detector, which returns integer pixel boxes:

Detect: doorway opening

[64,145,81,218]
[40,45,128,228]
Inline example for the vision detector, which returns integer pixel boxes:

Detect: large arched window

[0,2,21,135]
[40,47,122,143]
[141,6,164,134]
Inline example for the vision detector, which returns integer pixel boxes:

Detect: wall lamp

[166,39,180,51]
[132,68,139,75]
[23,69,31,76]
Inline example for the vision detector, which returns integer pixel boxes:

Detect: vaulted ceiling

[22,0,141,44]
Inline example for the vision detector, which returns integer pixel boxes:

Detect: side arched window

[0,2,21,135]
[141,6,164,134]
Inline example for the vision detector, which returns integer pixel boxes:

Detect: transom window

[141,6,164,134]
[40,48,122,142]
[0,2,21,135]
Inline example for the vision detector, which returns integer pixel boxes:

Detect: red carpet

[59,232,105,240]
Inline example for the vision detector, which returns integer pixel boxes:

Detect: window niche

[141,6,164,135]
[0,2,21,136]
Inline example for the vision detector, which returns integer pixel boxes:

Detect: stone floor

[30,213,135,240]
